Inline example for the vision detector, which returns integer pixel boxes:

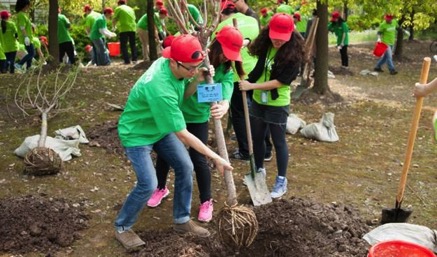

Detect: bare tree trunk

[394,16,405,59]
[147,0,158,61]
[312,1,330,95]
[48,0,59,66]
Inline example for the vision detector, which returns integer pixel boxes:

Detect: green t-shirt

[187,4,203,25]
[0,20,18,52]
[181,64,234,123]
[137,12,163,32]
[253,47,290,107]
[276,4,294,15]
[118,58,188,147]
[32,36,41,48]
[114,5,136,32]
[58,14,73,43]
[16,11,33,44]
[85,11,101,33]
[260,12,273,27]
[328,21,349,46]
[90,15,106,40]
[213,13,259,81]
[296,17,308,33]
[378,20,397,46]
[0,42,5,60]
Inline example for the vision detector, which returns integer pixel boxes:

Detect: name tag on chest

[197,83,222,103]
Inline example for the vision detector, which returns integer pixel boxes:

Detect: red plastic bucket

[373,42,388,57]
[107,42,120,57]
[368,240,436,257]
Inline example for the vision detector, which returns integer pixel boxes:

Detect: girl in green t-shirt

[239,13,304,199]
[149,26,244,223]
[15,0,35,71]
[328,11,349,68]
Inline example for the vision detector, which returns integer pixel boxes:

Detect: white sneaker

[271,176,287,198]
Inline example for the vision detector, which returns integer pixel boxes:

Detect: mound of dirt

[134,197,372,257]
[0,195,89,255]
[87,120,124,156]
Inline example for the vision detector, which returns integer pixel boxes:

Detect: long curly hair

[248,28,305,68]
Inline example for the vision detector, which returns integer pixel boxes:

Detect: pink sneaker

[198,199,213,222]
[147,187,170,207]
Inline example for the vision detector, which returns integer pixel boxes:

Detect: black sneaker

[264,152,273,162]
[231,150,250,160]
[374,67,384,72]
[390,70,398,75]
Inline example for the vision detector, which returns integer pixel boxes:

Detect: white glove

[377,37,381,43]
[109,32,116,38]
[337,45,342,50]
[24,36,30,46]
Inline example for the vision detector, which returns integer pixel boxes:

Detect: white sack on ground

[362,223,437,253]
[14,135,81,161]
[300,112,339,142]
[55,125,89,143]
[286,114,306,134]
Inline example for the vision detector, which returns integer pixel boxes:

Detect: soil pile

[134,198,372,257]
[0,195,89,255]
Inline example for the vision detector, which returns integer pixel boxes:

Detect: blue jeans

[114,133,193,232]
[18,44,35,69]
[92,38,110,66]
[375,45,395,71]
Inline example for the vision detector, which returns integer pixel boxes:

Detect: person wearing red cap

[14,0,34,72]
[260,7,273,29]
[148,26,243,223]
[113,0,137,64]
[328,11,349,69]
[89,8,116,66]
[58,8,75,65]
[115,34,233,251]
[136,7,168,62]
[154,0,164,12]
[374,14,398,75]
[276,0,294,15]
[0,10,18,73]
[83,5,101,65]
[217,2,274,161]
[239,13,304,199]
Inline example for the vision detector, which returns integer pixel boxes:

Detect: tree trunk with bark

[48,0,59,66]
[312,1,330,95]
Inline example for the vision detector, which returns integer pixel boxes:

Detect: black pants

[5,52,16,73]
[155,122,212,203]
[59,41,75,64]
[230,82,272,157]
[119,31,137,64]
[340,45,348,67]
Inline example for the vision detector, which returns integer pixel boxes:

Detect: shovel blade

[380,207,413,224]
[244,173,272,206]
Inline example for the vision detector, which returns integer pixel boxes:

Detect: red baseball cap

[216,26,243,62]
[331,11,340,21]
[85,44,93,53]
[260,7,268,15]
[385,14,394,20]
[269,13,294,41]
[83,4,92,12]
[103,7,113,15]
[162,34,204,63]
[162,35,175,48]
[221,1,235,11]
[293,12,301,21]
[159,7,168,16]
[0,10,11,19]
[156,0,164,6]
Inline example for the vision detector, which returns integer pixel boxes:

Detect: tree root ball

[23,147,63,176]
[217,204,259,248]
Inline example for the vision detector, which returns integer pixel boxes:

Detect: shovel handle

[396,57,431,207]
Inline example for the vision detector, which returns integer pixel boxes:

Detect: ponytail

[1,20,6,34]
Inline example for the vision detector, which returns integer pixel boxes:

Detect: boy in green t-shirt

[14,0,34,71]
[112,0,137,64]
[114,34,233,252]
[374,14,398,75]
[58,8,75,64]
[90,7,116,66]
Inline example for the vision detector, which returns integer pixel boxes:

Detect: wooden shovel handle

[396,57,431,207]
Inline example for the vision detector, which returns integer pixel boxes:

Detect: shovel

[241,90,273,206]
[381,57,431,224]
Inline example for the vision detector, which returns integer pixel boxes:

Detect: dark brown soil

[0,195,89,255]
